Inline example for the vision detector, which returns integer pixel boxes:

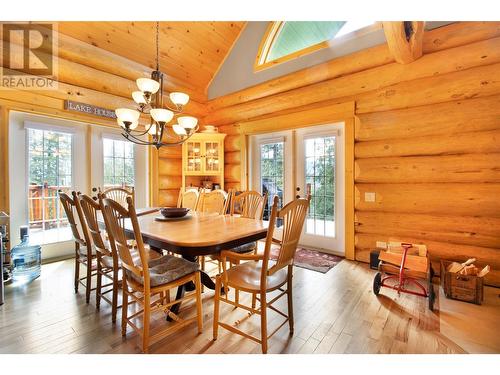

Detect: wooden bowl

[159,207,190,218]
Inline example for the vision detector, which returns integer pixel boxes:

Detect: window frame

[254,21,382,72]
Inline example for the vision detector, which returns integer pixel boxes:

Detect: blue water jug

[11,226,41,283]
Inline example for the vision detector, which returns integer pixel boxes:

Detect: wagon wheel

[428,284,436,311]
[373,272,382,295]
[428,265,436,311]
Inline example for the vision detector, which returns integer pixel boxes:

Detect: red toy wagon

[373,242,436,311]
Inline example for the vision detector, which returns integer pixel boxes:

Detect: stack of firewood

[446,258,490,277]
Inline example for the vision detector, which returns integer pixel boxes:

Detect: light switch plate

[364,192,376,202]
[376,241,387,249]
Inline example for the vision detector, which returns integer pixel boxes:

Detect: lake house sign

[64,100,117,119]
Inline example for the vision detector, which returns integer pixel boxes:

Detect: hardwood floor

[1,258,499,354]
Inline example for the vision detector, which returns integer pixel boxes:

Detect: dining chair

[213,195,311,354]
[77,193,122,322]
[177,187,200,210]
[196,189,229,215]
[198,189,231,276]
[209,191,267,290]
[94,186,135,208]
[59,191,96,304]
[100,196,203,353]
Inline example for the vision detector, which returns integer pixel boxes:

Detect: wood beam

[383,21,425,64]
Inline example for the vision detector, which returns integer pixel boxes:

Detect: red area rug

[270,245,343,273]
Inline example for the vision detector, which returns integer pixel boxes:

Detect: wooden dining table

[116,209,269,317]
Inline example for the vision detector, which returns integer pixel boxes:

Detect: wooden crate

[440,260,484,305]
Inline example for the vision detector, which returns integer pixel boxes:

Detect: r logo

[2,23,53,76]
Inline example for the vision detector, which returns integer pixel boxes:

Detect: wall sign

[64,100,117,119]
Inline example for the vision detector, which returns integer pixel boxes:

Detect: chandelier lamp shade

[115,22,198,148]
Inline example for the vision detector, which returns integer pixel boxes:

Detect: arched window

[255,21,376,71]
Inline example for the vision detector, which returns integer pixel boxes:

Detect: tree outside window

[103,138,135,188]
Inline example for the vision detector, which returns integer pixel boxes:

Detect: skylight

[256,21,375,70]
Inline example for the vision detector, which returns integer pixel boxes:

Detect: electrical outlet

[376,241,387,249]
[364,192,376,202]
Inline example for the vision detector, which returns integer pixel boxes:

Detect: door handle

[296,186,300,199]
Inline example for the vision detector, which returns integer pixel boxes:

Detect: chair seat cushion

[225,261,287,292]
[130,255,199,287]
[230,242,257,254]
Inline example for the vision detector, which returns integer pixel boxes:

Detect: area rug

[269,245,343,273]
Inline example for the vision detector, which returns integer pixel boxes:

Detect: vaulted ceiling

[58,21,246,100]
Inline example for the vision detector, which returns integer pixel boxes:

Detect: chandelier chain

[156,21,160,71]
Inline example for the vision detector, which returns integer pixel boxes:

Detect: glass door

[186,141,202,172]
[204,140,220,173]
[295,123,345,255]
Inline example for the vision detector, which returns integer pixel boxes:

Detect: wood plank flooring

[1,258,499,354]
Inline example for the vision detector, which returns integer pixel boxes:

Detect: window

[256,21,375,70]
[27,128,73,243]
[304,136,335,237]
[260,142,284,223]
[103,138,134,187]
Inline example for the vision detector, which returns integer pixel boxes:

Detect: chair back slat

[59,191,85,245]
[177,188,200,210]
[98,186,134,208]
[197,190,228,215]
[100,196,148,283]
[78,194,112,258]
[72,191,94,252]
[262,195,311,277]
[230,190,267,219]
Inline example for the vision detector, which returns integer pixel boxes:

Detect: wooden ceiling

[58,22,246,99]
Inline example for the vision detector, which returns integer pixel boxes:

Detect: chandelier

[114,22,198,149]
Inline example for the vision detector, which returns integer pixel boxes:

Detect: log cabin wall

[0,25,209,213]
[202,22,500,286]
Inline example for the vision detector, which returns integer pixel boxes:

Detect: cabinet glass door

[187,141,202,172]
[204,141,220,172]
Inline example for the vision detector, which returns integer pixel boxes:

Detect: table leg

[167,254,217,321]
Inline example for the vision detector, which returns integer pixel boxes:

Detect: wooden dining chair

[95,186,135,208]
[196,189,229,215]
[177,187,200,210]
[198,189,231,276]
[77,193,121,322]
[59,191,96,304]
[100,196,203,353]
[209,190,267,279]
[213,195,311,354]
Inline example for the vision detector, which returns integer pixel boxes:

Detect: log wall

[202,22,500,286]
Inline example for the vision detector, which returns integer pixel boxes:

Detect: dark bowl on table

[160,207,190,218]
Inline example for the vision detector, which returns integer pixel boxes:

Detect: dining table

[108,208,269,317]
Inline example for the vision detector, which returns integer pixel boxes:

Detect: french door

[249,123,345,255]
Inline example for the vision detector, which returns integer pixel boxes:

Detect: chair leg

[213,275,221,340]
[142,293,151,353]
[260,291,268,354]
[195,272,203,334]
[85,262,92,304]
[111,269,119,323]
[287,265,294,334]
[121,279,128,337]
[235,289,240,307]
[200,257,205,293]
[74,257,79,293]
[251,293,257,309]
[96,263,102,309]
